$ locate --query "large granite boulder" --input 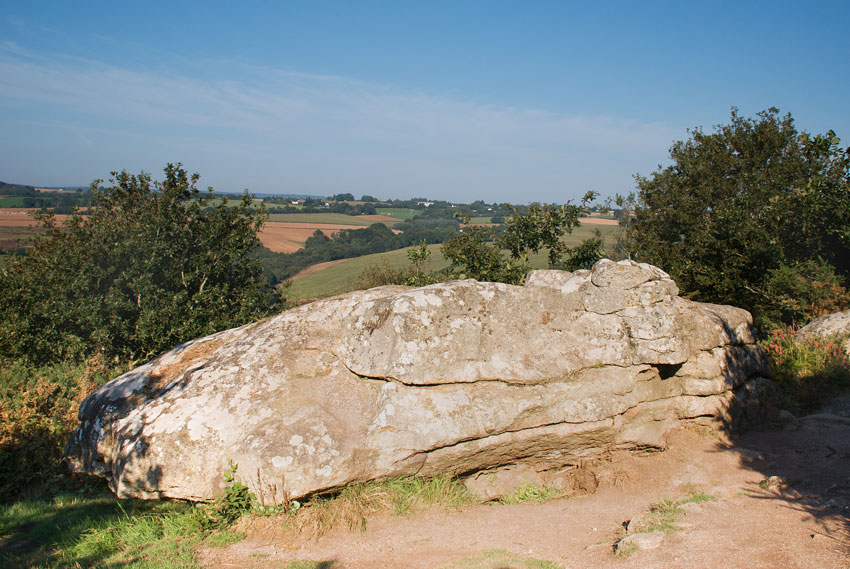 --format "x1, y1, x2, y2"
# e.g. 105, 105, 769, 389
66, 260, 771, 504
